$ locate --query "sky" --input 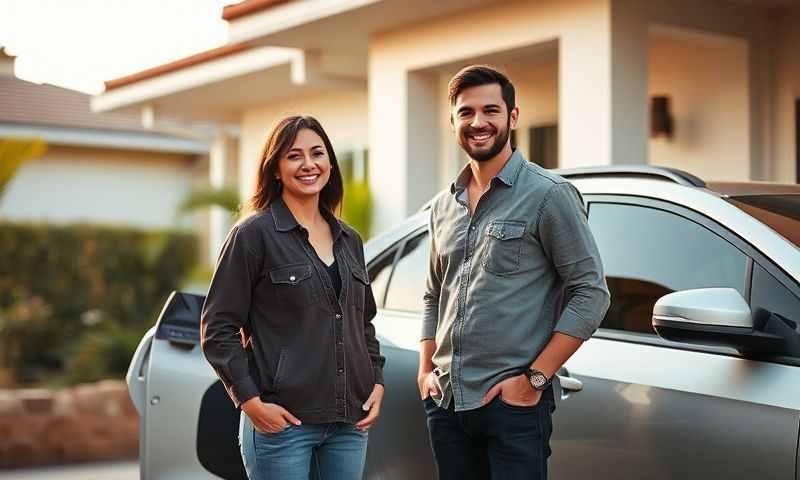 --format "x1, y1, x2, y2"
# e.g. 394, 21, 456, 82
0, 0, 234, 94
